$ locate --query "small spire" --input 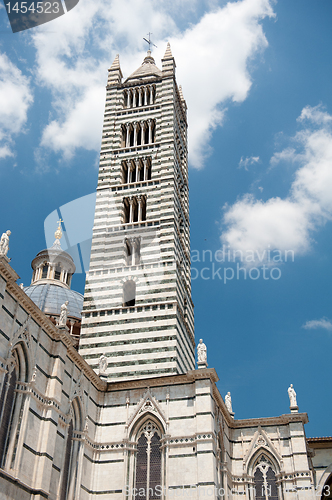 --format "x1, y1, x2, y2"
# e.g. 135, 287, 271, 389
52, 220, 63, 249
55, 219, 63, 240
163, 42, 173, 59
109, 54, 120, 71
